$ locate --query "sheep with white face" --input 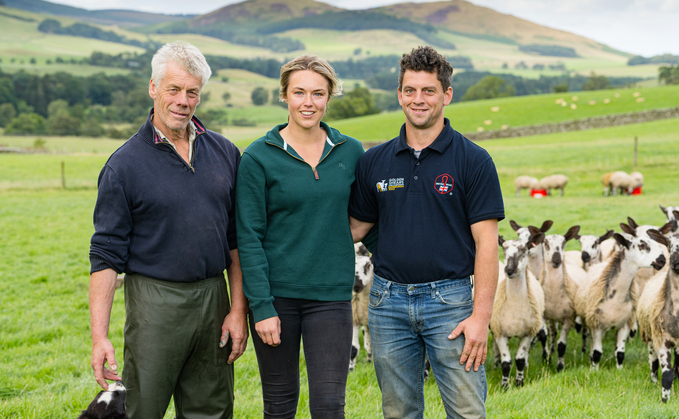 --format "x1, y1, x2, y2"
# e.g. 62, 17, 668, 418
540, 225, 588, 372
582, 230, 666, 370
492, 231, 546, 387
510, 220, 553, 280
639, 223, 679, 402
